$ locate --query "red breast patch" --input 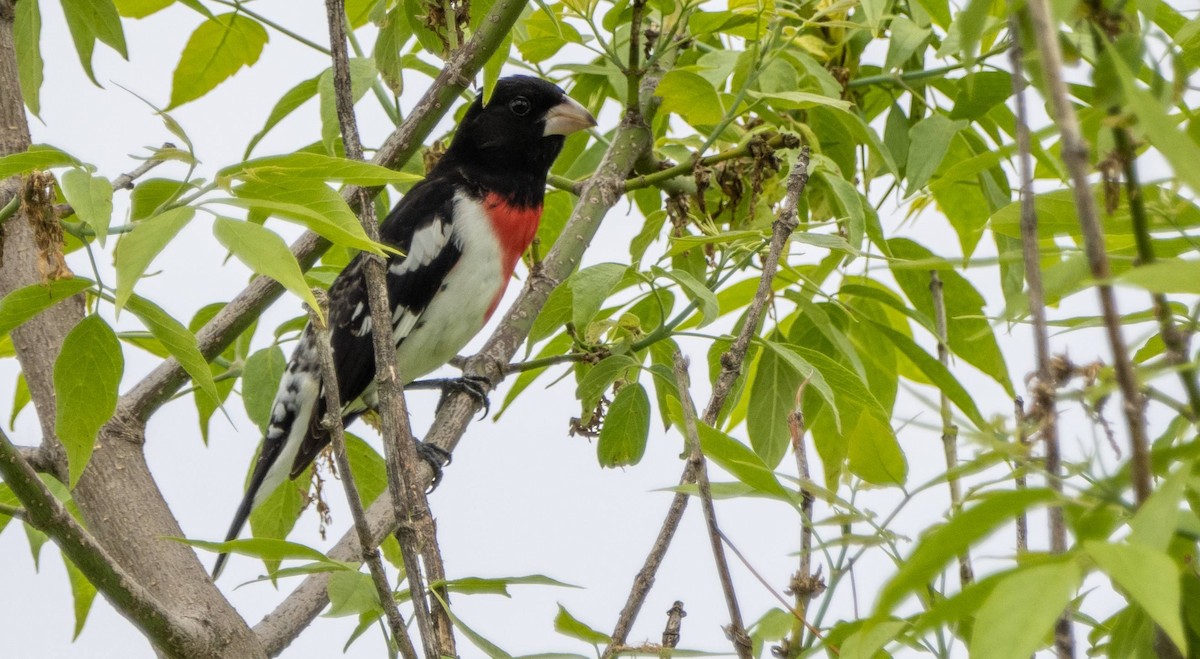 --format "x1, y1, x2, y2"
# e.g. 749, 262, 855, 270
483, 192, 542, 319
